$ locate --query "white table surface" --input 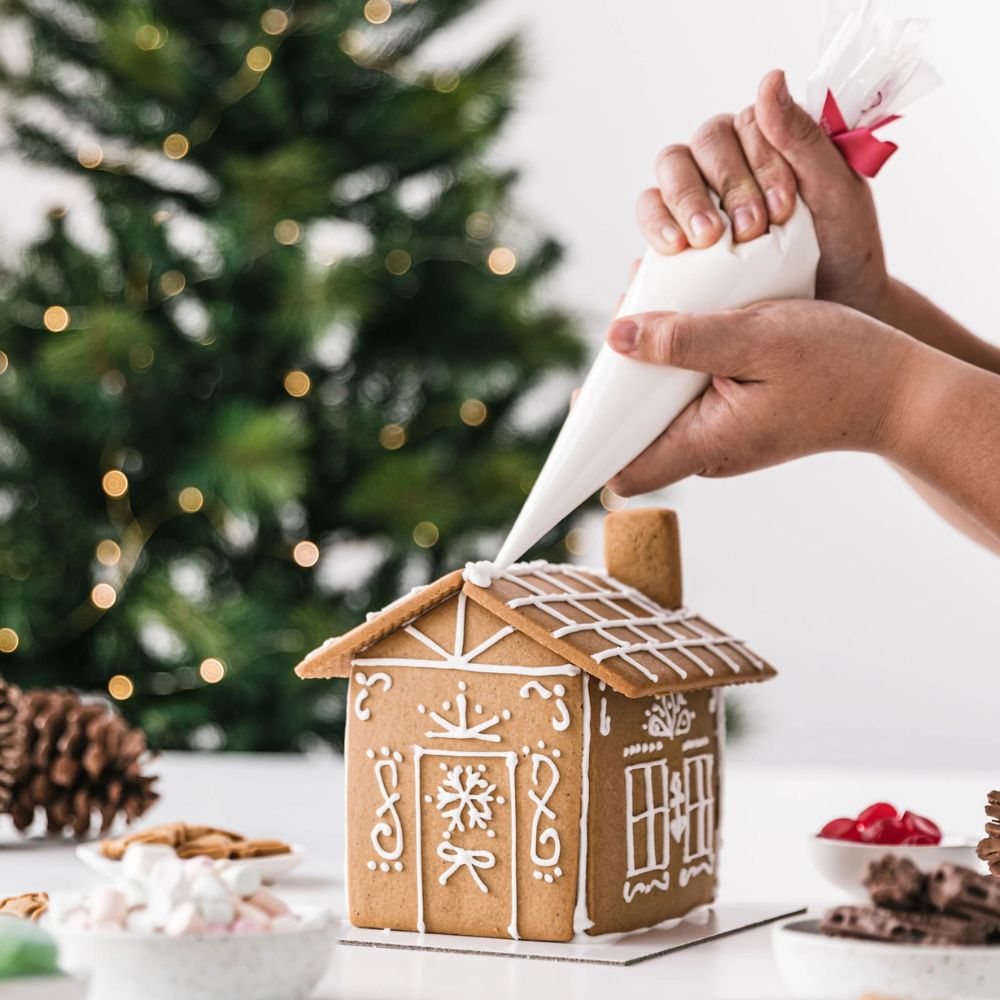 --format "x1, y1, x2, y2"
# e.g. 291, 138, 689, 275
0, 751, 992, 1000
